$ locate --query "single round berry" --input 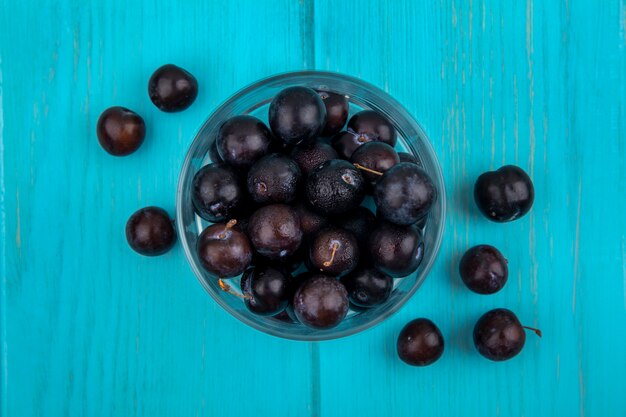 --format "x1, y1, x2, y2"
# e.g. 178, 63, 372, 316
398, 152, 420, 165
374, 163, 436, 225
397, 318, 445, 366
125, 207, 176, 256
459, 245, 508, 294
269, 86, 327, 146
148, 64, 198, 112
351, 141, 400, 183
474, 165, 535, 222
248, 204, 303, 260
216, 115, 274, 169
473, 308, 541, 361
240, 265, 291, 316
333, 206, 376, 244
293, 200, 328, 236
290, 139, 339, 175
247, 153, 301, 204
347, 110, 397, 146
196, 220, 252, 278
331, 130, 374, 159
96, 106, 145, 156
318, 91, 349, 136
309, 227, 359, 276
293, 274, 349, 329
306, 159, 366, 215
192, 163, 244, 222
341, 268, 393, 308
367, 221, 424, 277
